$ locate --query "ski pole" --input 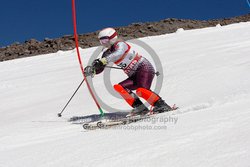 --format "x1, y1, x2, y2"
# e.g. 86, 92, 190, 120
58, 79, 85, 117
105, 66, 160, 76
